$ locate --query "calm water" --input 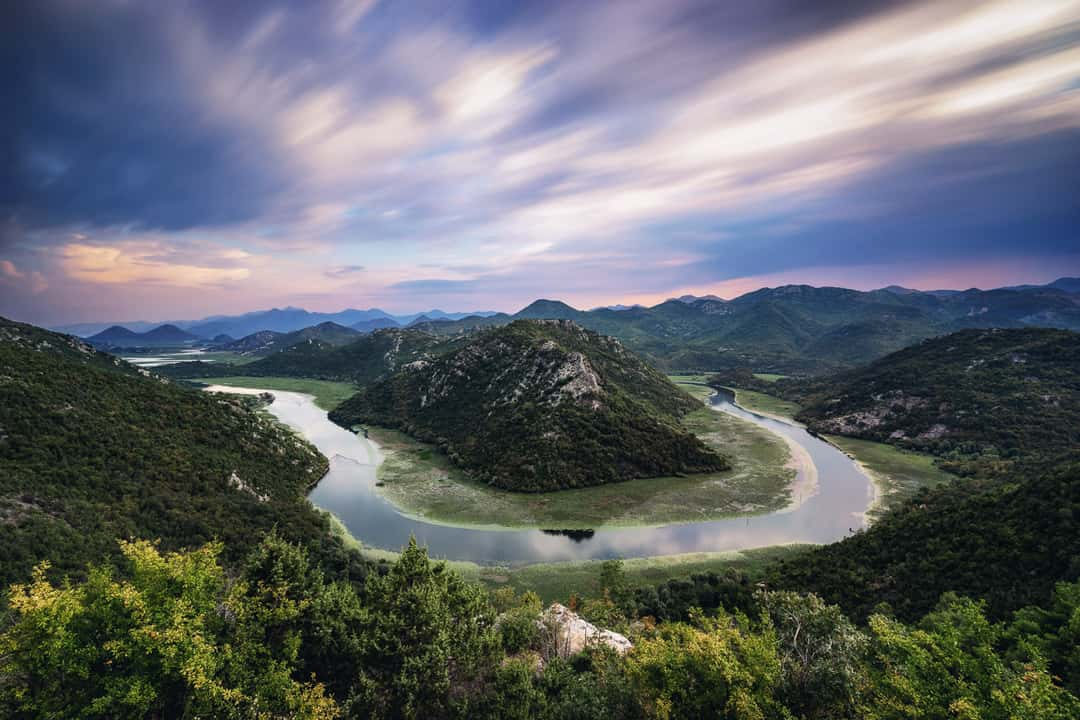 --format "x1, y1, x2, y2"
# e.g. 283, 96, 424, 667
206, 386, 873, 564
124, 349, 210, 367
